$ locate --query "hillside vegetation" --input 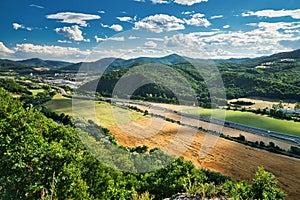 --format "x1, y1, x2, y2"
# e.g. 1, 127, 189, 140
79, 49, 300, 107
